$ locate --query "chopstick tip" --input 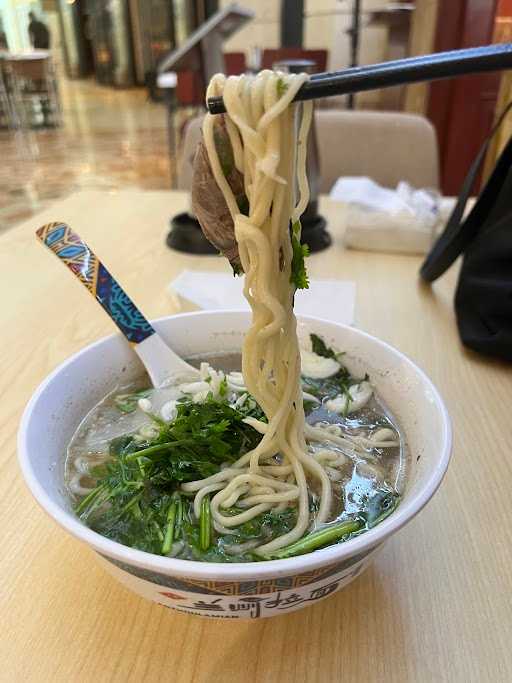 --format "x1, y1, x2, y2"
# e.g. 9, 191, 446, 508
207, 96, 226, 115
